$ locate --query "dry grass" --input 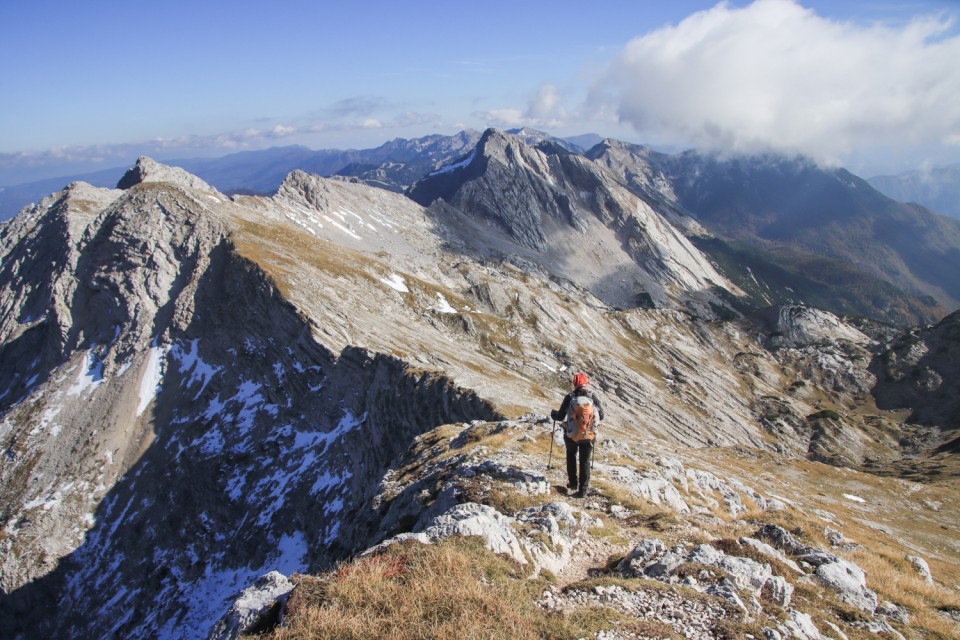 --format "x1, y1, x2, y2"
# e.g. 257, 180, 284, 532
847, 548, 960, 638
265, 537, 640, 640
231, 218, 383, 298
